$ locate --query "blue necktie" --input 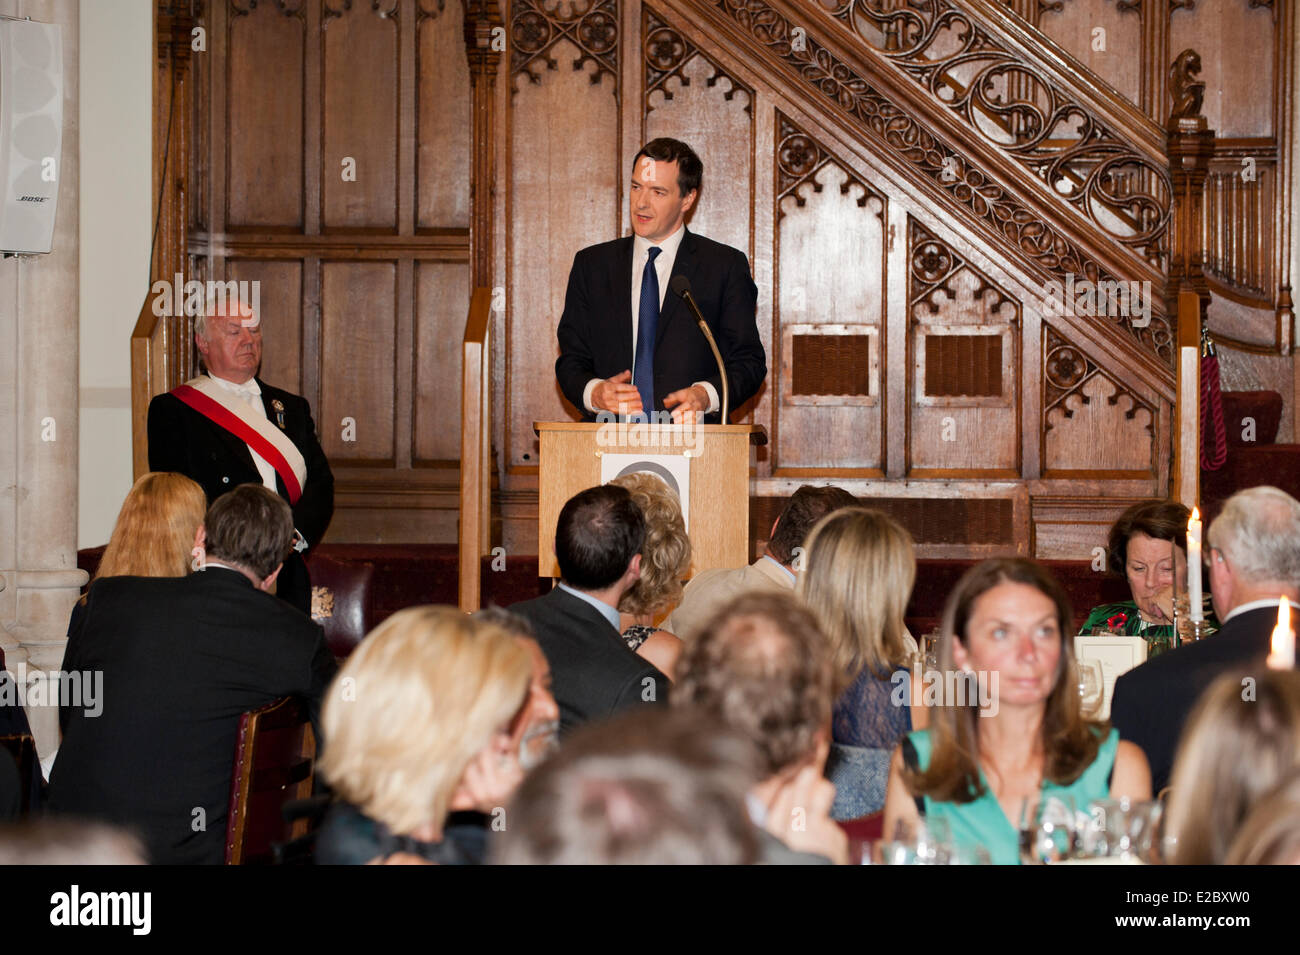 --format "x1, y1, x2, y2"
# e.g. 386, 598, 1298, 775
633, 246, 662, 420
